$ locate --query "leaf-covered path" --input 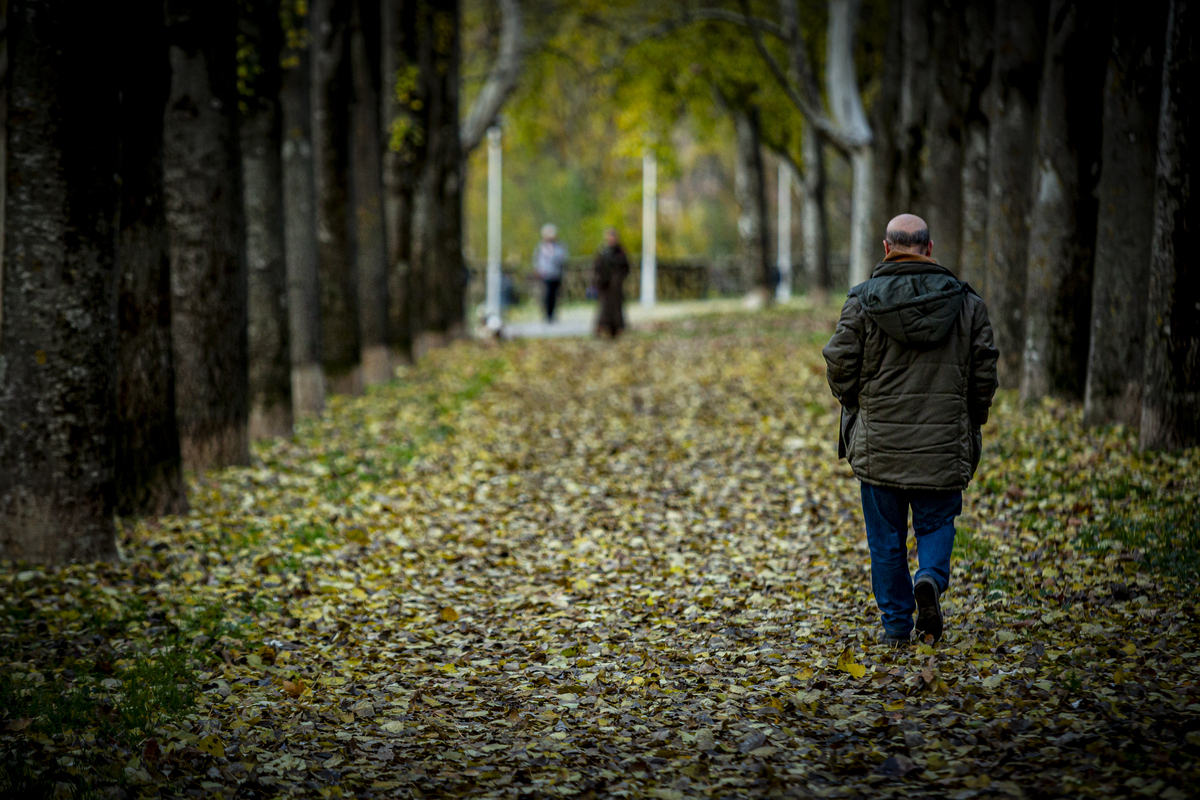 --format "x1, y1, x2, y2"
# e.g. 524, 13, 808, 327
4, 309, 1200, 799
